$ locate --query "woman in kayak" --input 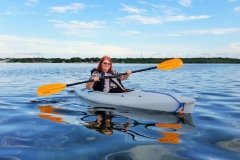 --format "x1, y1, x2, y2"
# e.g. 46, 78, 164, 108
86, 56, 132, 93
